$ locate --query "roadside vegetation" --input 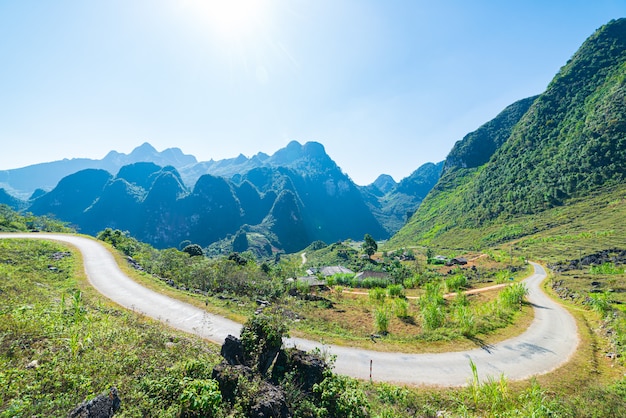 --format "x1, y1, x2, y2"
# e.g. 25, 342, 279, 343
97, 228, 531, 352
0, 203, 72, 233
1, 208, 625, 416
